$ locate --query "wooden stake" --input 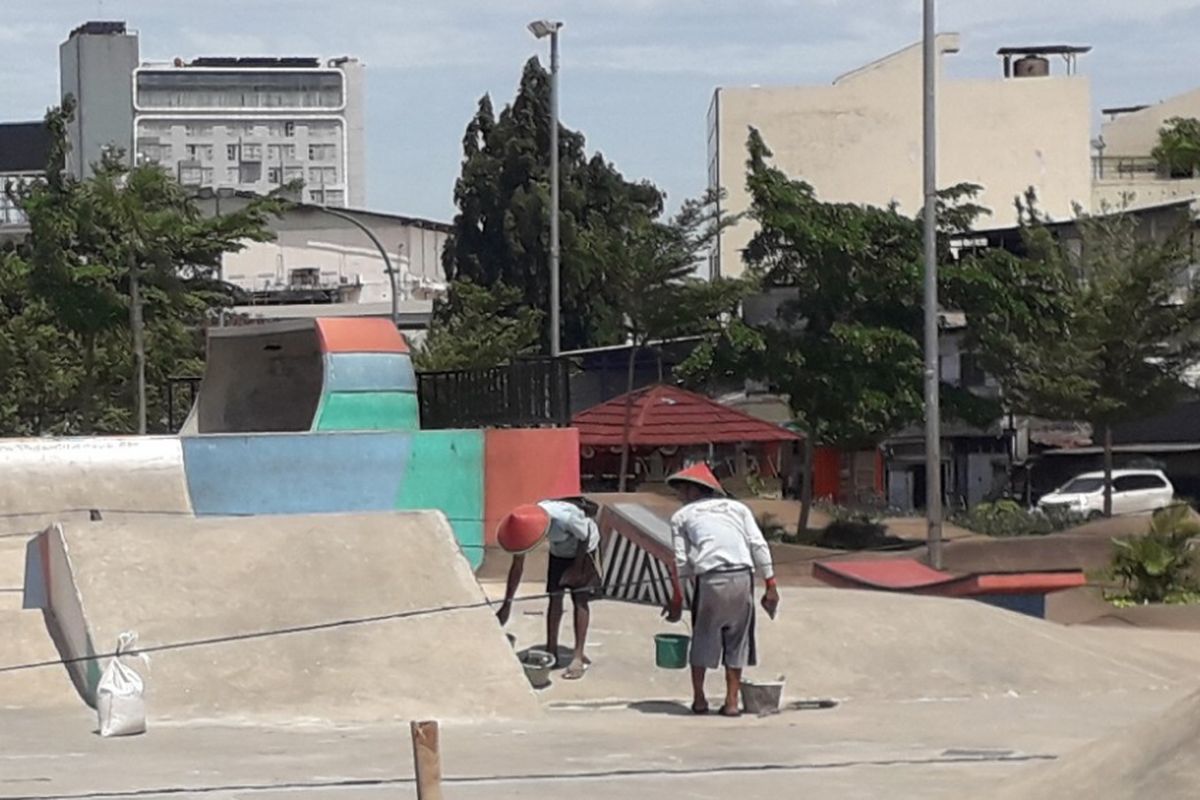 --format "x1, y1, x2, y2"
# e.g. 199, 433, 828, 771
410, 720, 443, 800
